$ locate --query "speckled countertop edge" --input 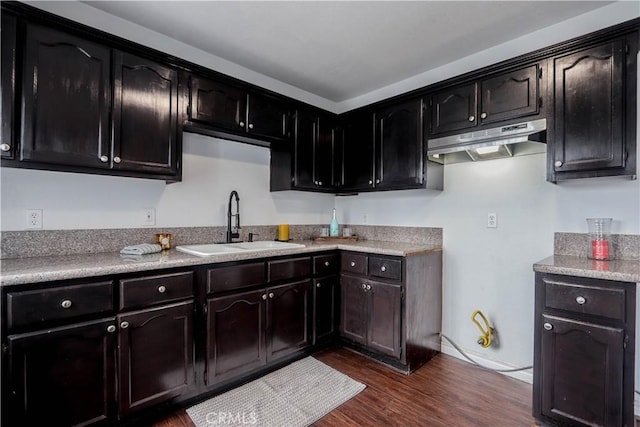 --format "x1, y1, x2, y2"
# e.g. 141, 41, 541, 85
0, 240, 442, 287
533, 255, 640, 283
